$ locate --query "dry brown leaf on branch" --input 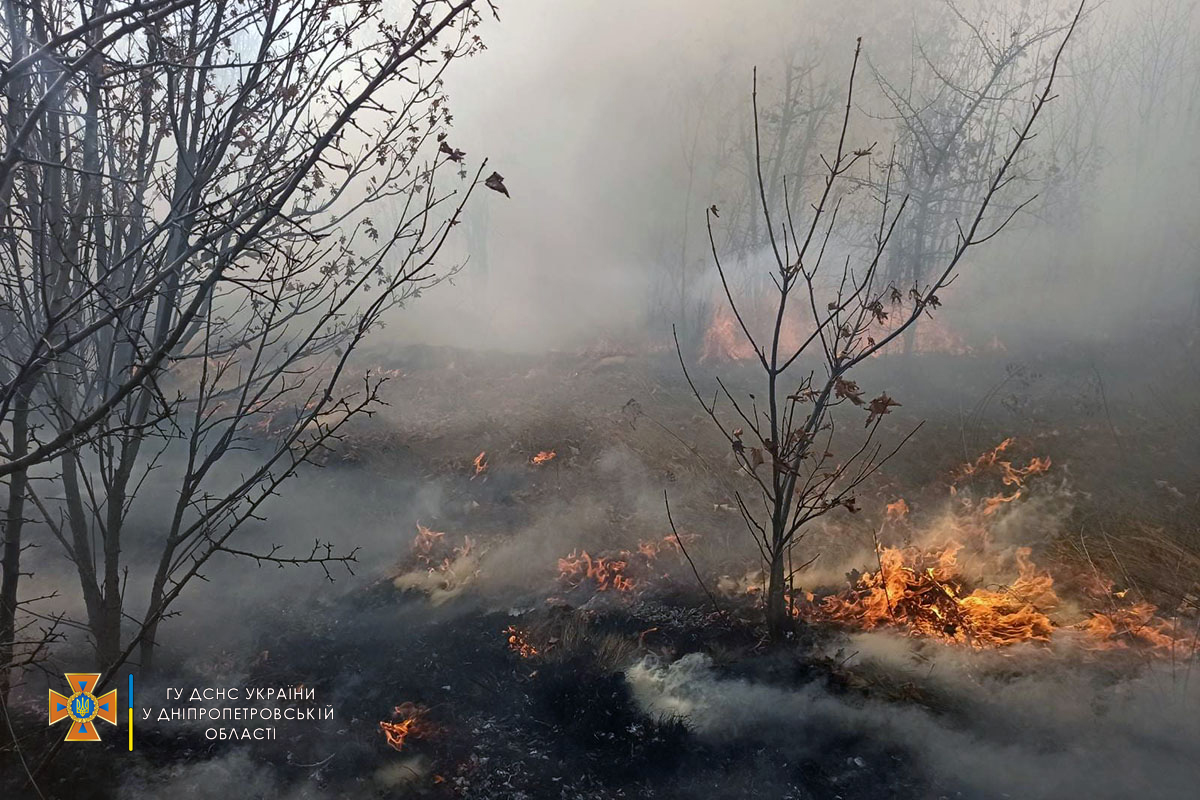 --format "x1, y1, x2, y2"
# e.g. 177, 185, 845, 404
835, 377, 865, 406
867, 300, 888, 324
438, 140, 465, 162
485, 171, 510, 197
866, 393, 901, 427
